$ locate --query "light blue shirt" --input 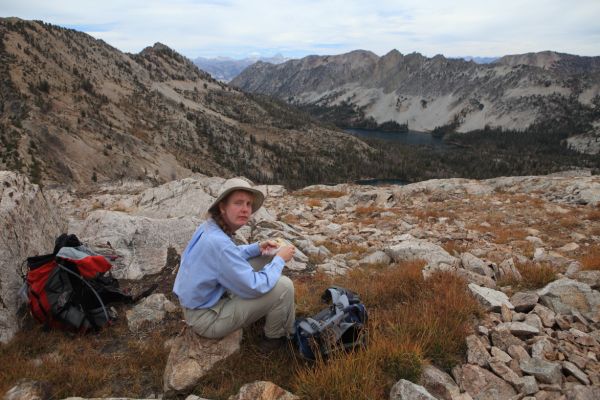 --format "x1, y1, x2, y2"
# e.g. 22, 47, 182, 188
173, 219, 285, 309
